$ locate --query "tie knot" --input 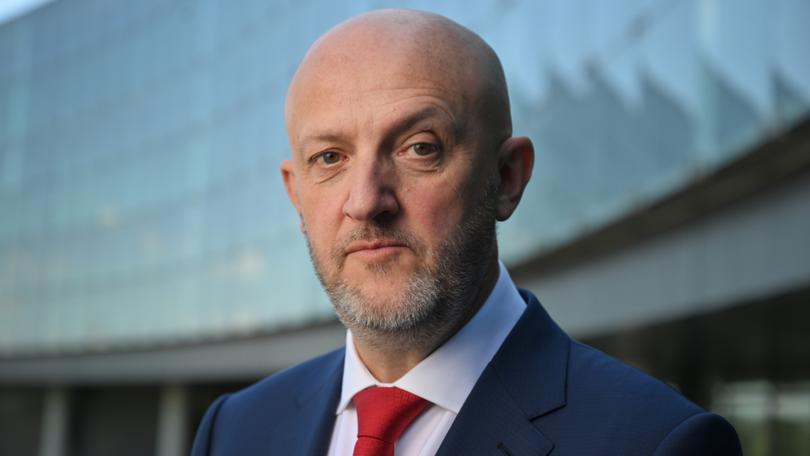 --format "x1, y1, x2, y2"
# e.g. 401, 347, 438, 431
353, 386, 429, 449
